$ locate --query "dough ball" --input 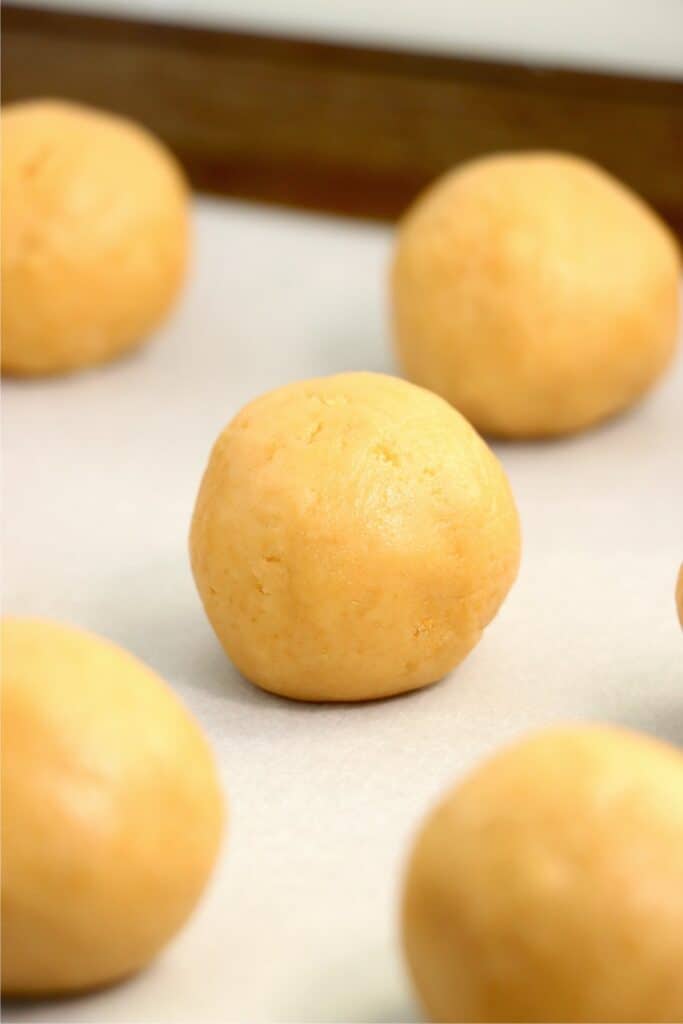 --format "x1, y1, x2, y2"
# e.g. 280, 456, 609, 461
1, 618, 224, 996
402, 725, 683, 1023
677, 564, 683, 627
392, 152, 680, 438
190, 372, 520, 702
1, 100, 189, 375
